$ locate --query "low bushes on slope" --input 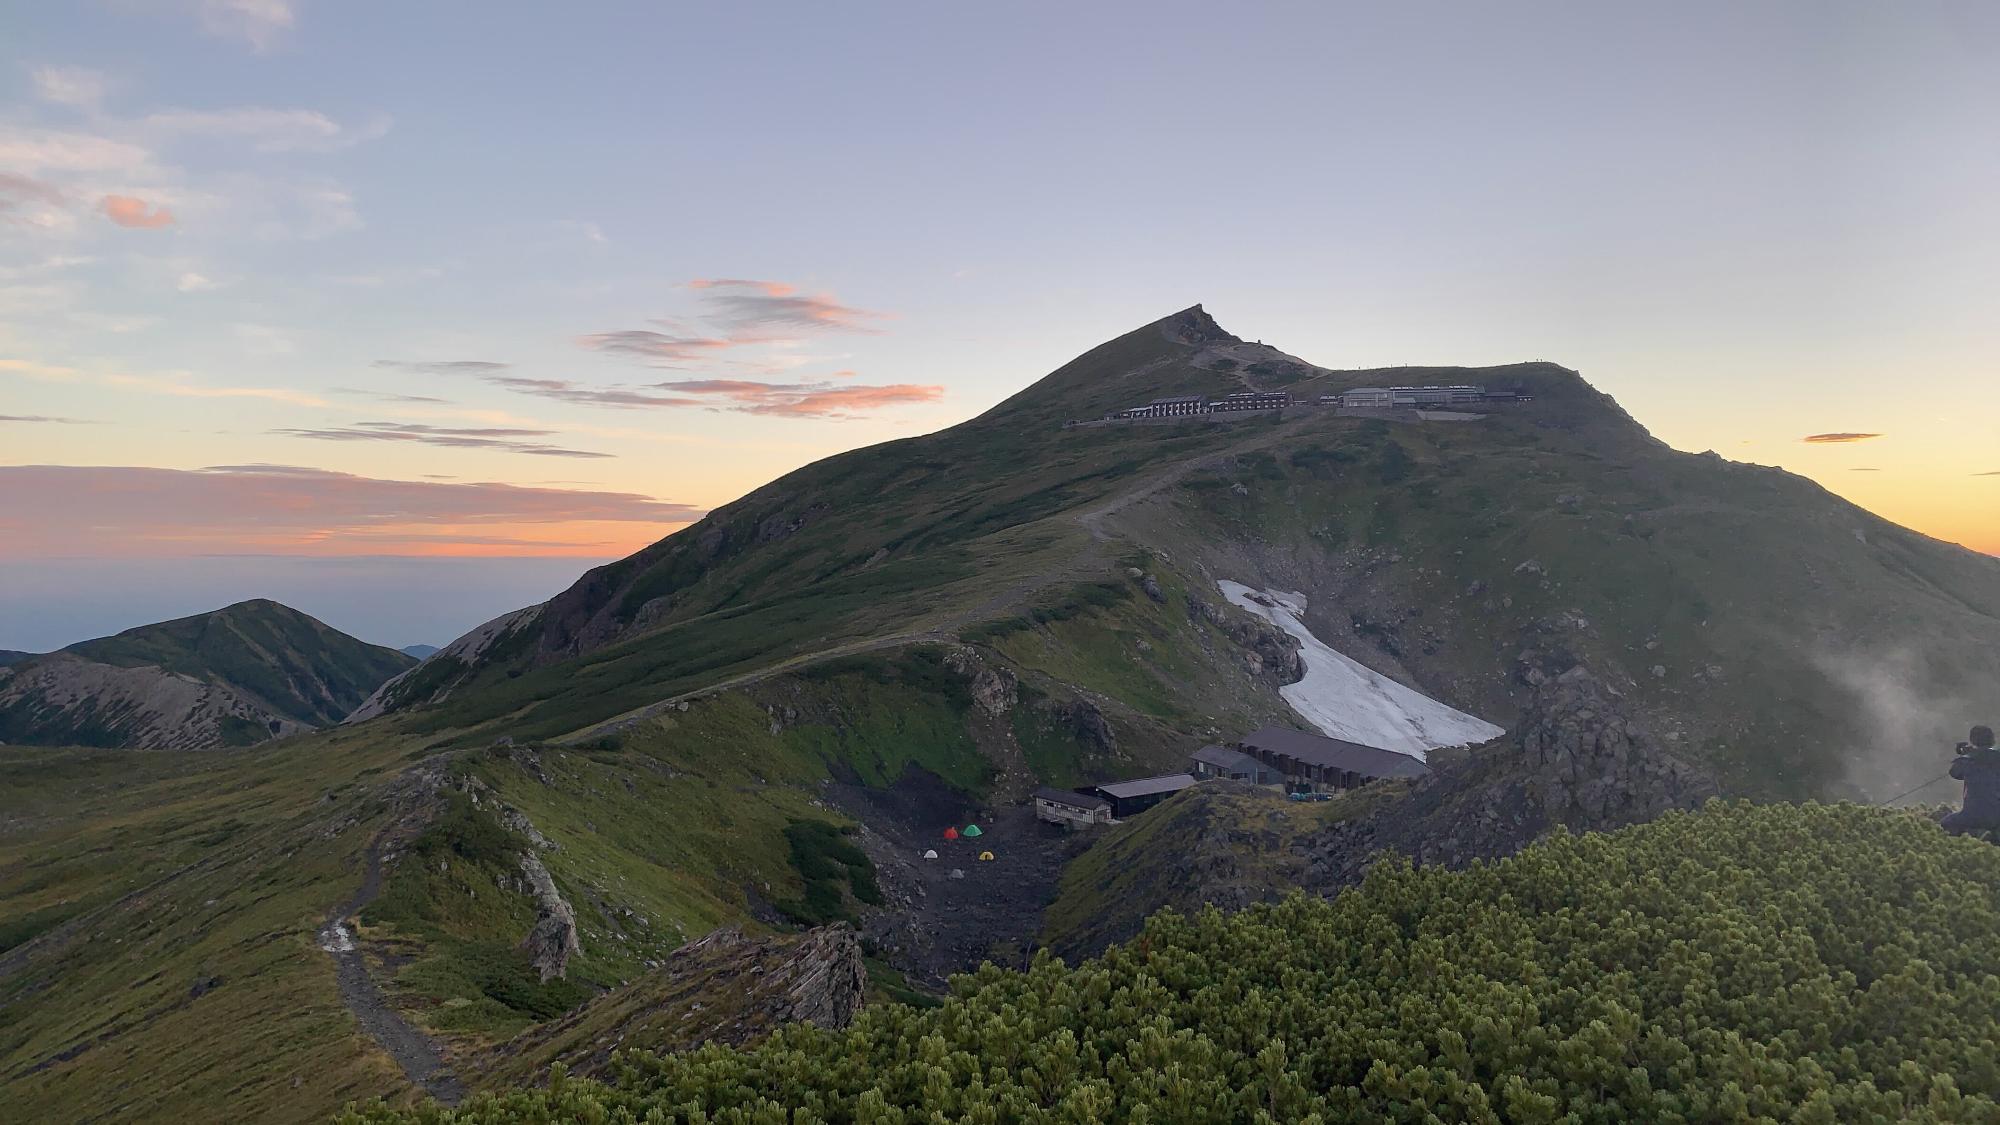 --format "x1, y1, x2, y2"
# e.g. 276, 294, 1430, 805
340, 801, 2000, 1124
